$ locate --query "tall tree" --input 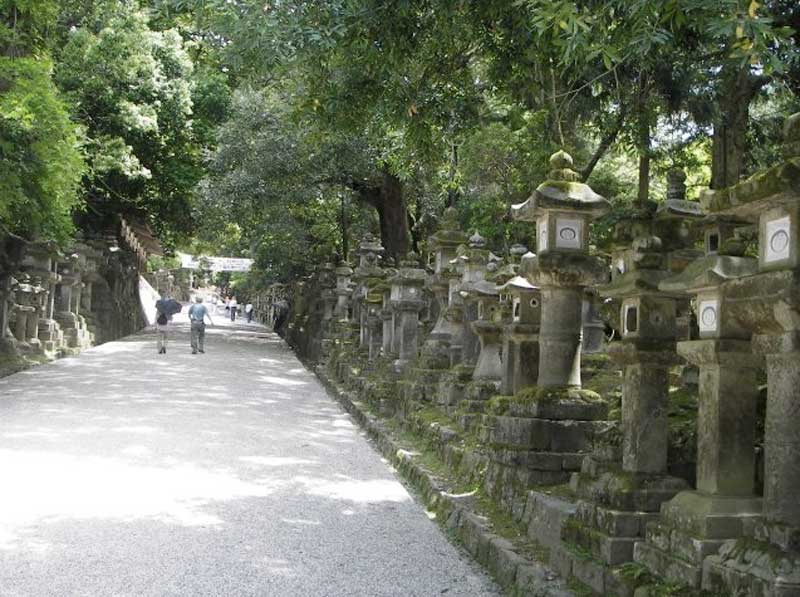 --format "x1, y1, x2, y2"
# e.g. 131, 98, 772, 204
0, 0, 84, 242
54, 0, 201, 245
